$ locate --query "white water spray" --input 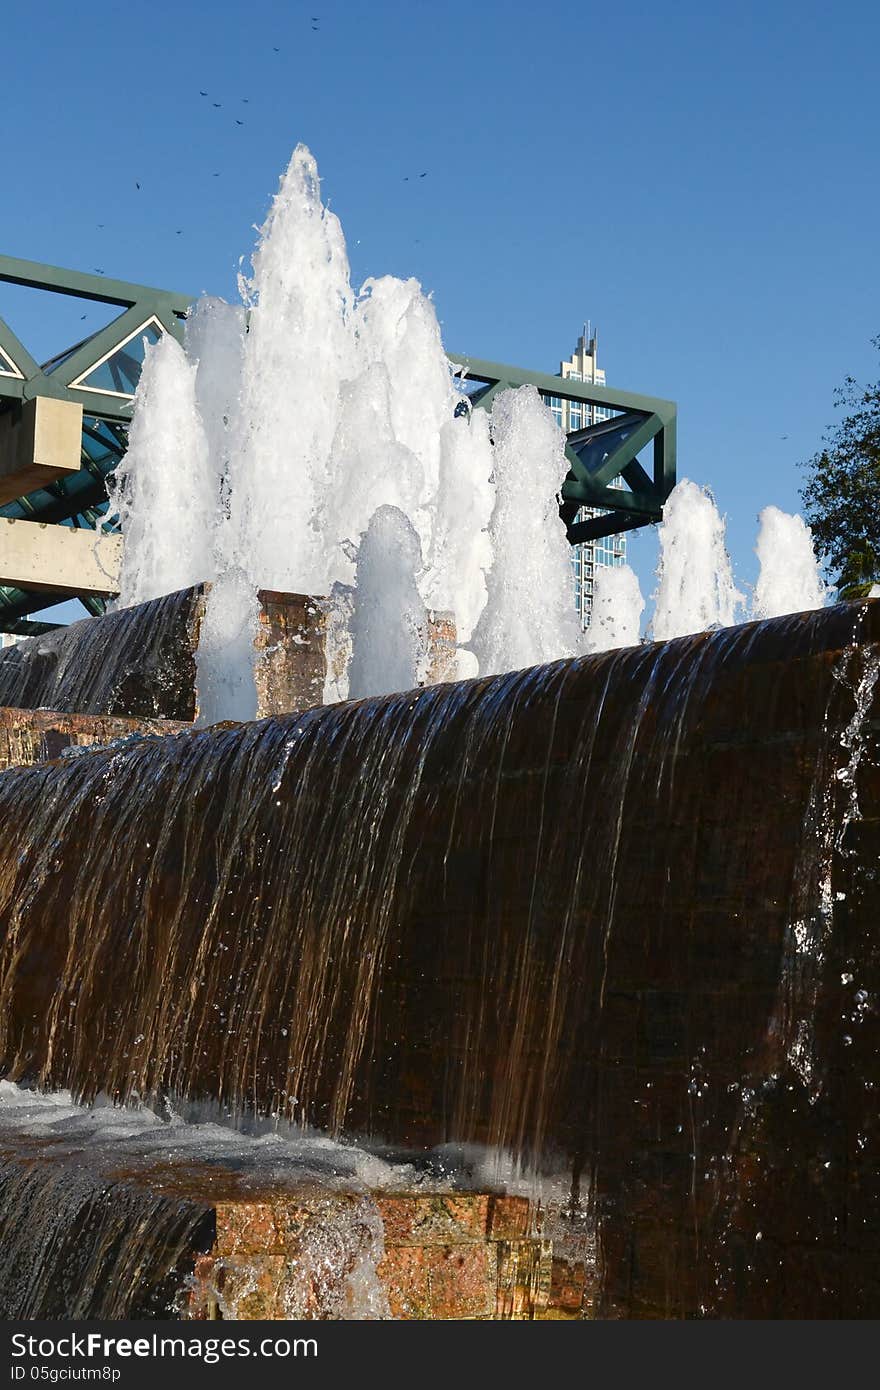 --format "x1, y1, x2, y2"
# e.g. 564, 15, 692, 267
111, 335, 216, 607
194, 568, 260, 725
348, 506, 426, 700
115, 147, 588, 709
584, 565, 645, 652
752, 505, 826, 619
469, 387, 583, 675
652, 479, 744, 640
238, 146, 353, 597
